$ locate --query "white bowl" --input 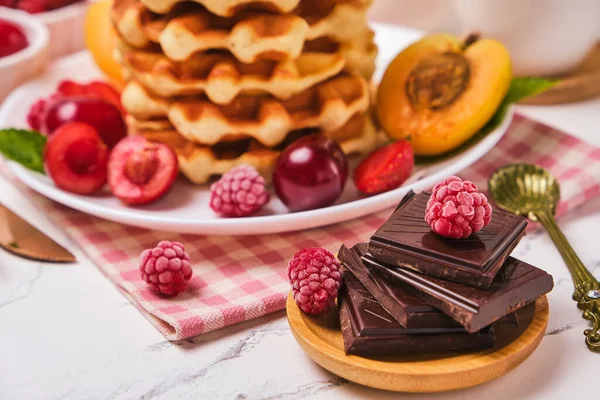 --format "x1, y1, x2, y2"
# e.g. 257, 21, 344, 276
0, 7, 50, 101
36, 2, 88, 59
